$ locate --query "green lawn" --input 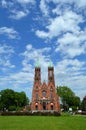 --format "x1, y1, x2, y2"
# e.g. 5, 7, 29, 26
0, 115, 86, 130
